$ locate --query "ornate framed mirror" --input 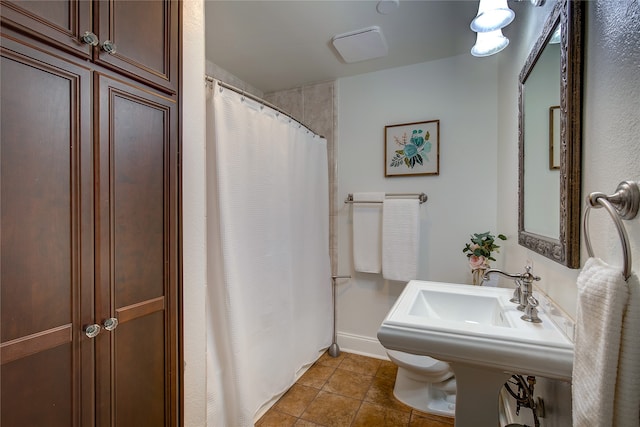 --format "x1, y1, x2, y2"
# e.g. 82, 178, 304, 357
518, 0, 584, 268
